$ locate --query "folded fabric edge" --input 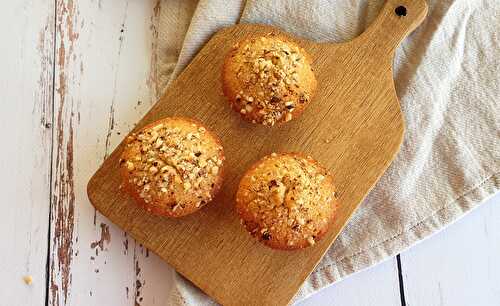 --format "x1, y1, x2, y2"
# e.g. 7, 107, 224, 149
168, 0, 246, 83
294, 171, 500, 303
